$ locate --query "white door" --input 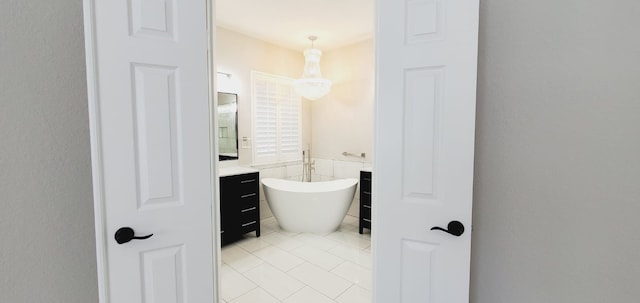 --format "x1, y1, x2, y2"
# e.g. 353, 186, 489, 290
83, 0, 216, 302
373, 0, 479, 302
